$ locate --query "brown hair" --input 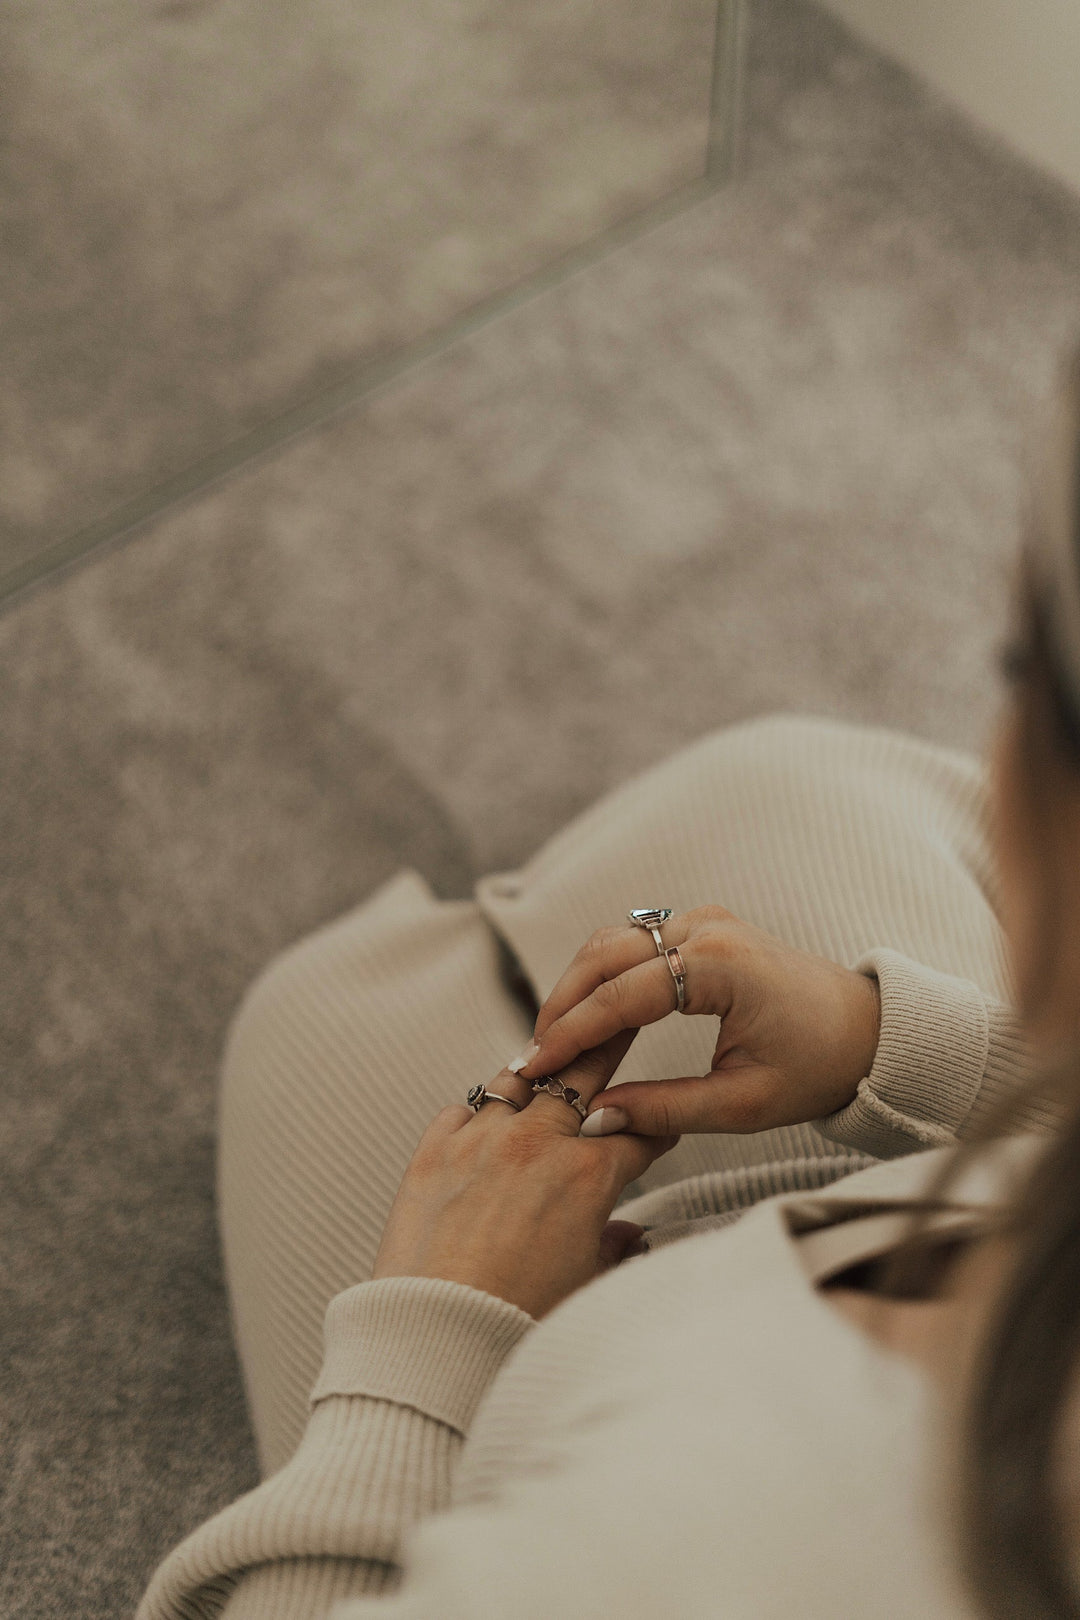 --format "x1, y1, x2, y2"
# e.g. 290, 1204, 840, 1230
958, 386, 1080, 1618
919, 370, 1080, 1620
870, 352, 1080, 1616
